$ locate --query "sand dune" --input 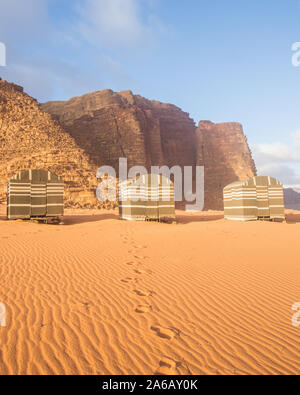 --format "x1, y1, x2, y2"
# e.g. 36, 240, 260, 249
0, 205, 300, 375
